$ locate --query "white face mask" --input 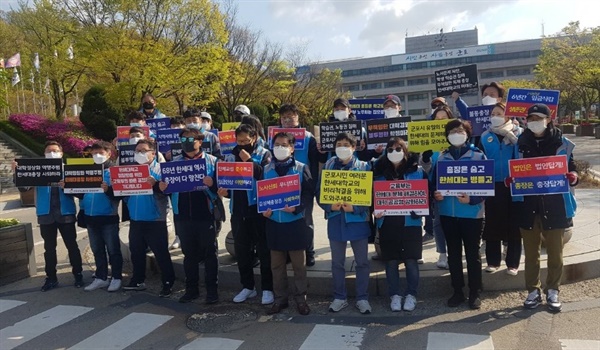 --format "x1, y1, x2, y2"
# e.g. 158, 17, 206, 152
129, 137, 142, 145
333, 110, 348, 121
134, 152, 150, 165
93, 154, 108, 165
201, 122, 210, 131
384, 108, 398, 119
45, 151, 62, 159
448, 133, 468, 147
186, 123, 200, 130
335, 146, 353, 161
527, 120, 547, 134
490, 116, 506, 127
273, 146, 291, 161
482, 96, 498, 106
387, 150, 404, 164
